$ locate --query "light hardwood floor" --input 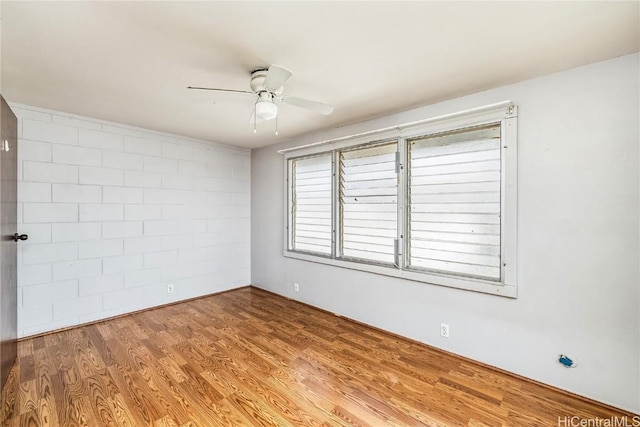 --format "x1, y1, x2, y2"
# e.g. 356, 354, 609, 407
0, 287, 633, 426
